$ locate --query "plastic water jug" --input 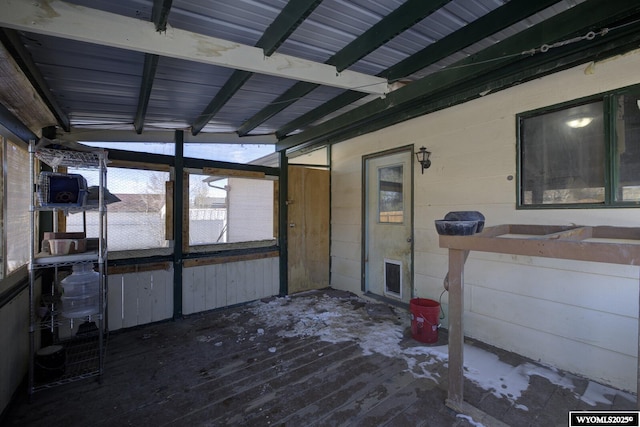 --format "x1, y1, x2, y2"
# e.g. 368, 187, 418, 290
60, 263, 100, 318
